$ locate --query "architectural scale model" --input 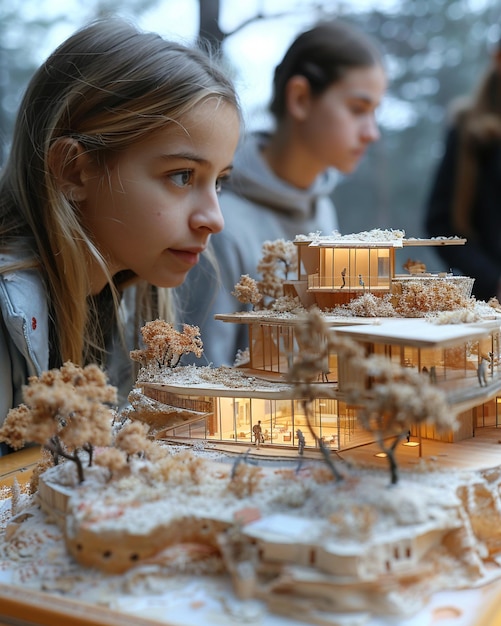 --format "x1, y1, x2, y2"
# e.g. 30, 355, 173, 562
2, 229, 501, 626
132, 230, 501, 454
